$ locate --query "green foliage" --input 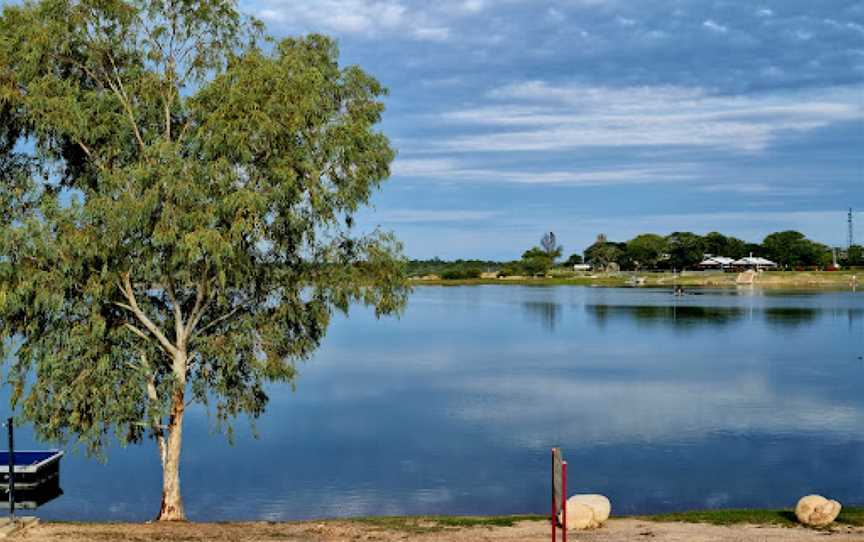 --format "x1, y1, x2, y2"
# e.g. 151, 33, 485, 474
845, 245, 863, 266
664, 232, 705, 270
584, 241, 624, 270
440, 268, 482, 280
762, 230, 828, 268
406, 259, 499, 277
625, 234, 667, 270
702, 232, 747, 259
0, 0, 408, 464
521, 246, 552, 276
540, 231, 562, 261
498, 262, 524, 277
563, 253, 583, 266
